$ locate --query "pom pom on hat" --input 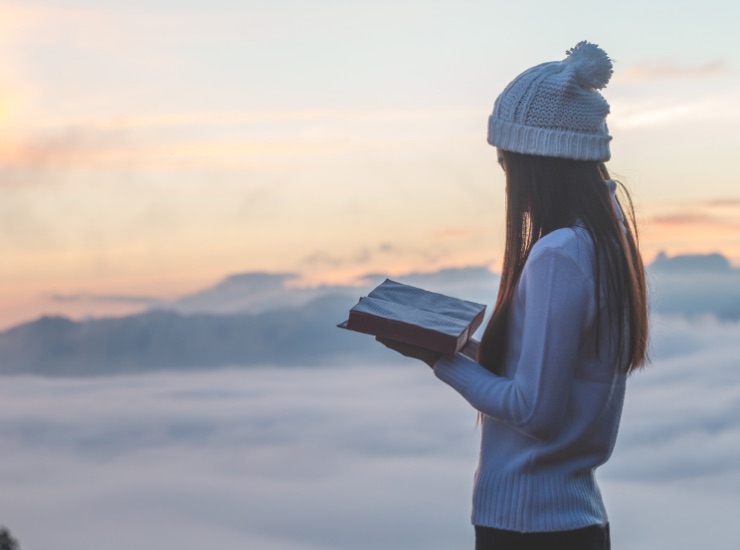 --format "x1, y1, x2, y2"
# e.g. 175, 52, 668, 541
563, 41, 613, 90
